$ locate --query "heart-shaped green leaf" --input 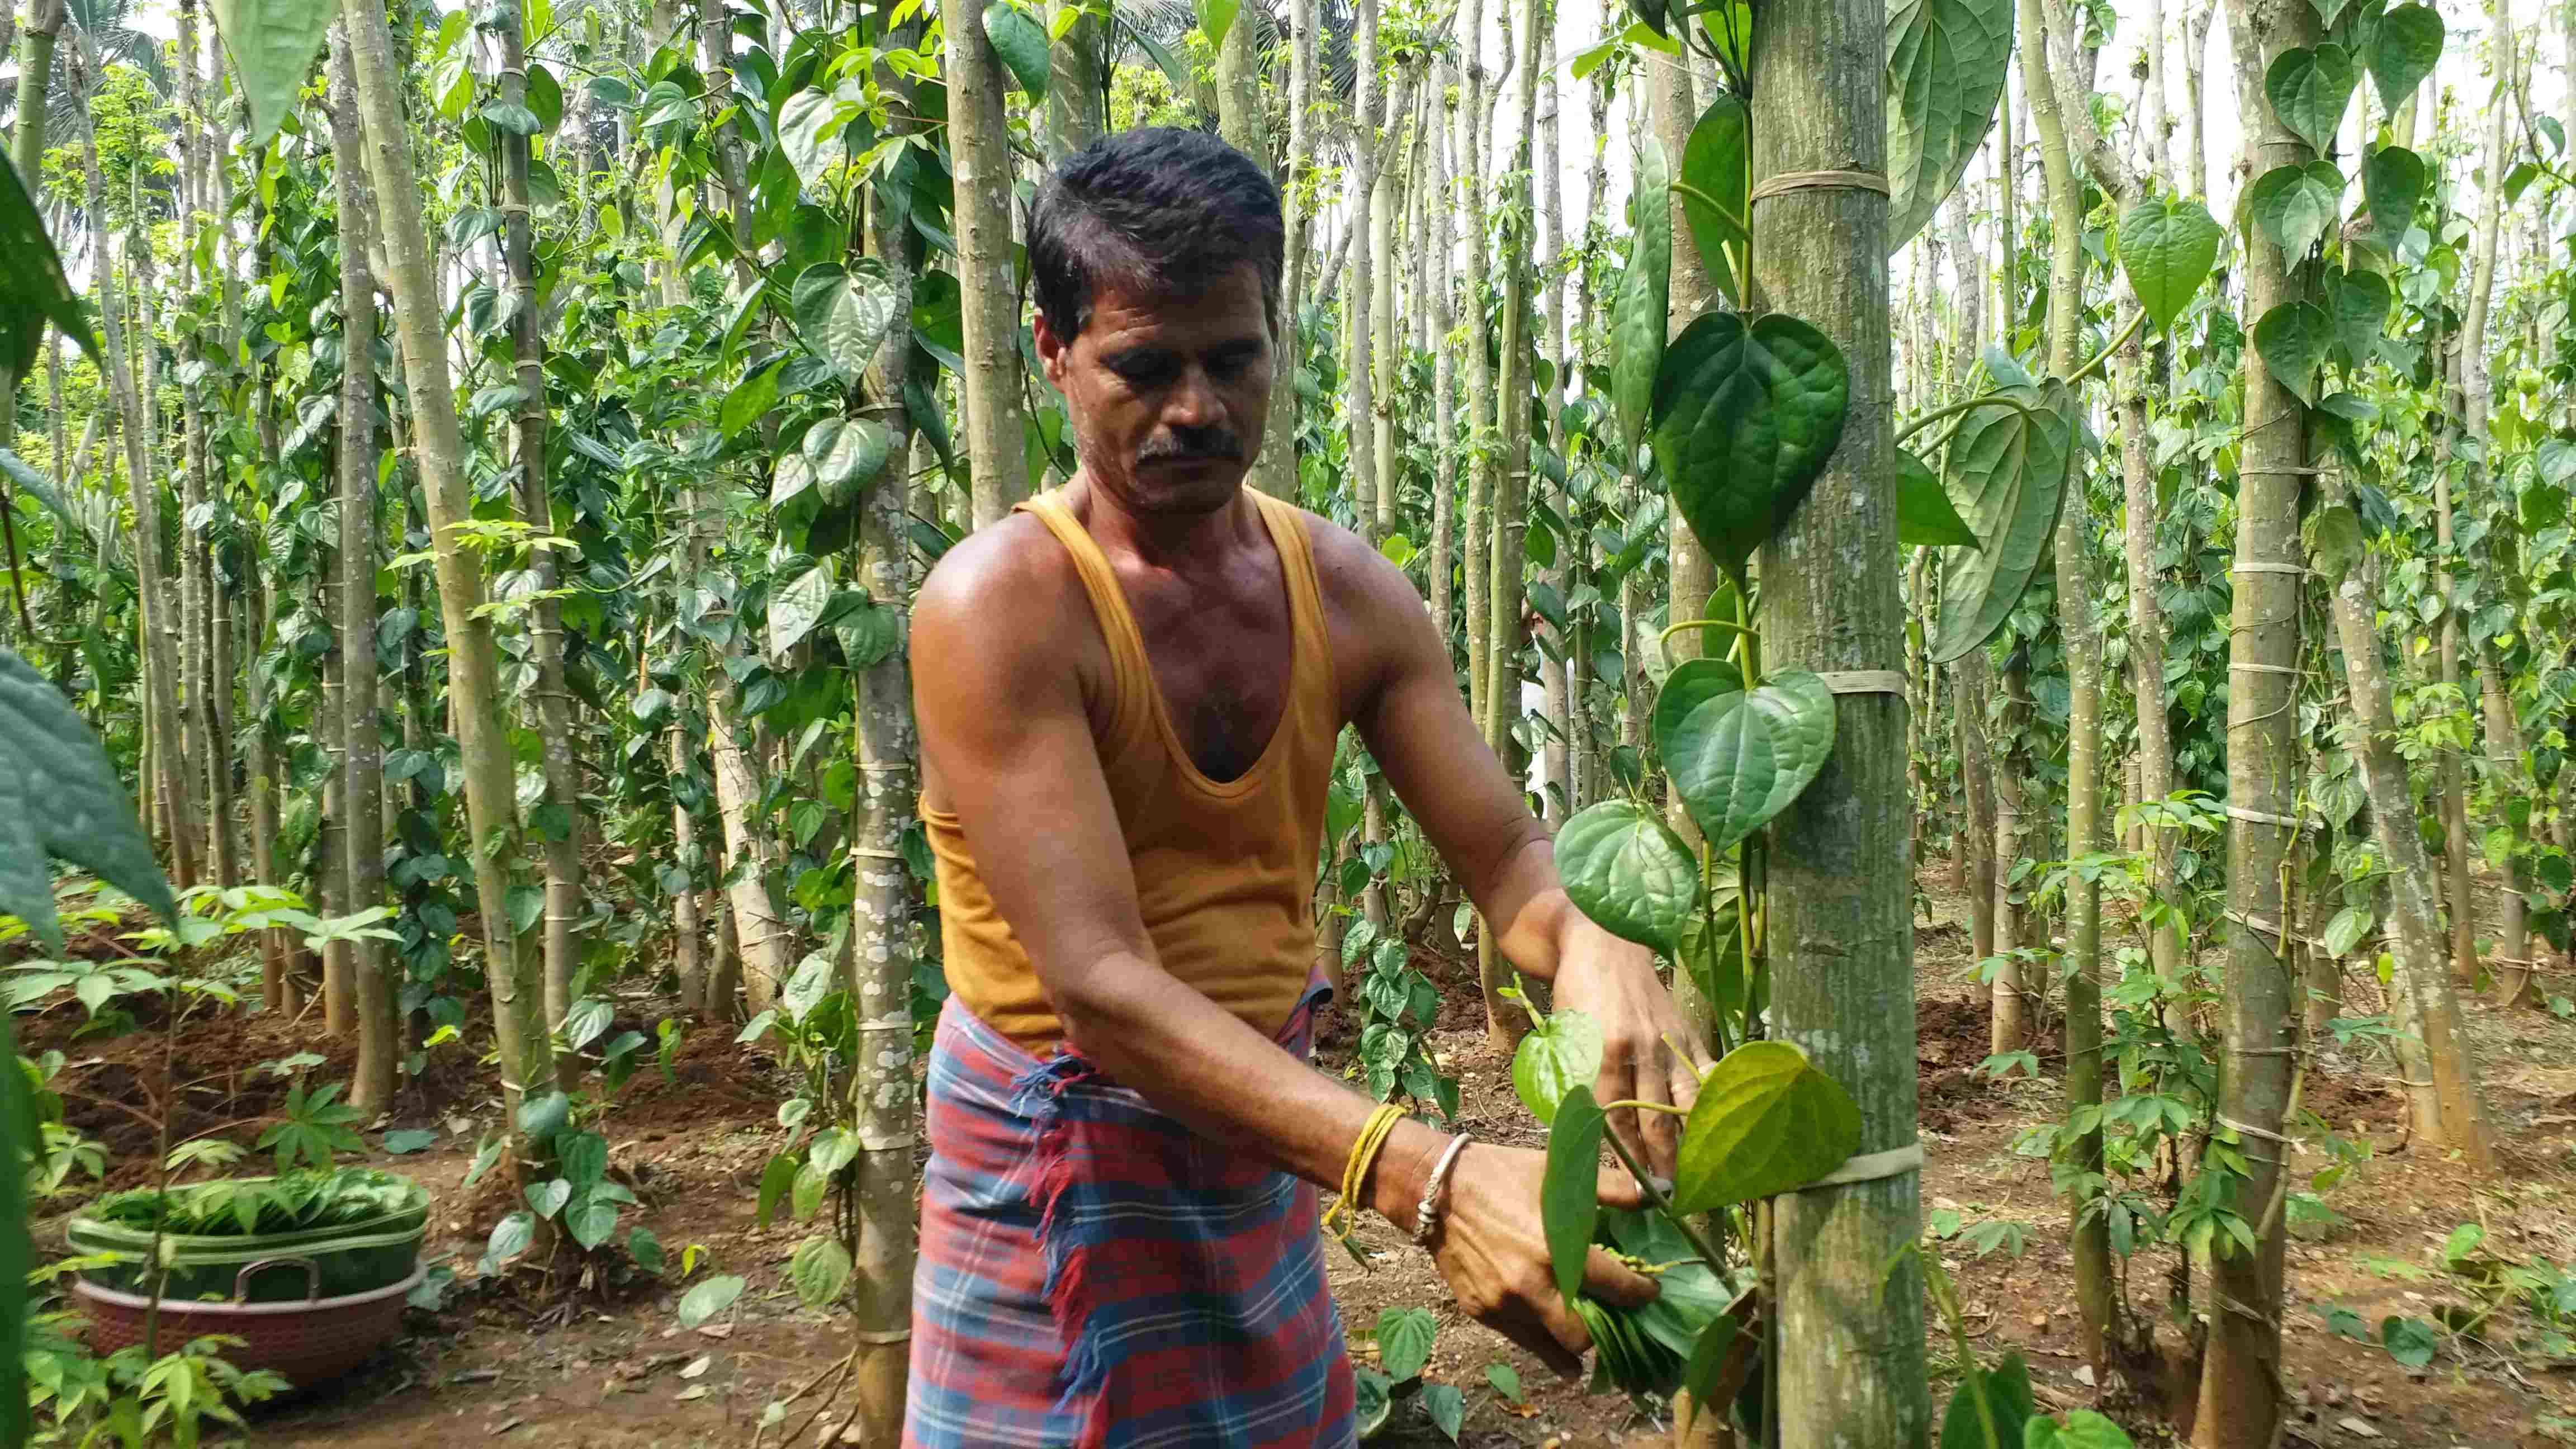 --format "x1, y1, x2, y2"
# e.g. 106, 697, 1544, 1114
2253, 299, 2331, 408
207, 0, 336, 148
983, 3, 1052, 100
1679, 97, 1748, 305
1612, 138, 1673, 458
2367, 4, 2444, 113
2360, 145, 2427, 252
1938, 1351, 2034, 1448
1376, 1306, 1438, 1381
793, 261, 905, 380
778, 89, 857, 188
2328, 268, 2391, 370
2246, 161, 2345, 261
1651, 312, 1852, 584
0, 652, 177, 955
789, 1235, 854, 1308
1671, 1040, 1862, 1213
1542, 1086, 1606, 1304
1652, 656, 1745, 754
1555, 800, 1703, 953
804, 416, 894, 503
1898, 447, 1979, 549
769, 566, 833, 659
1660, 667, 1838, 854
1512, 1007, 1603, 1128
1883, 0, 2015, 253
1197, 0, 1241, 47
2115, 195, 2222, 334
1930, 383, 2076, 663
2264, 44, 2359, 153
676, 1274, 746, 1328
526, 1178, 572, 1220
